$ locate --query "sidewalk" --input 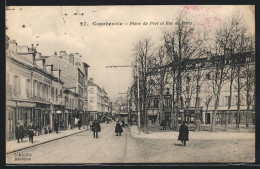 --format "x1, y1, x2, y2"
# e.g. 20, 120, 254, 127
6, 128, 87, 154
129, 125, 255, 140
